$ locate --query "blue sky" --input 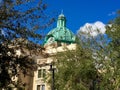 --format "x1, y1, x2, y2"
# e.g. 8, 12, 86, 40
46, 0, 120, 34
